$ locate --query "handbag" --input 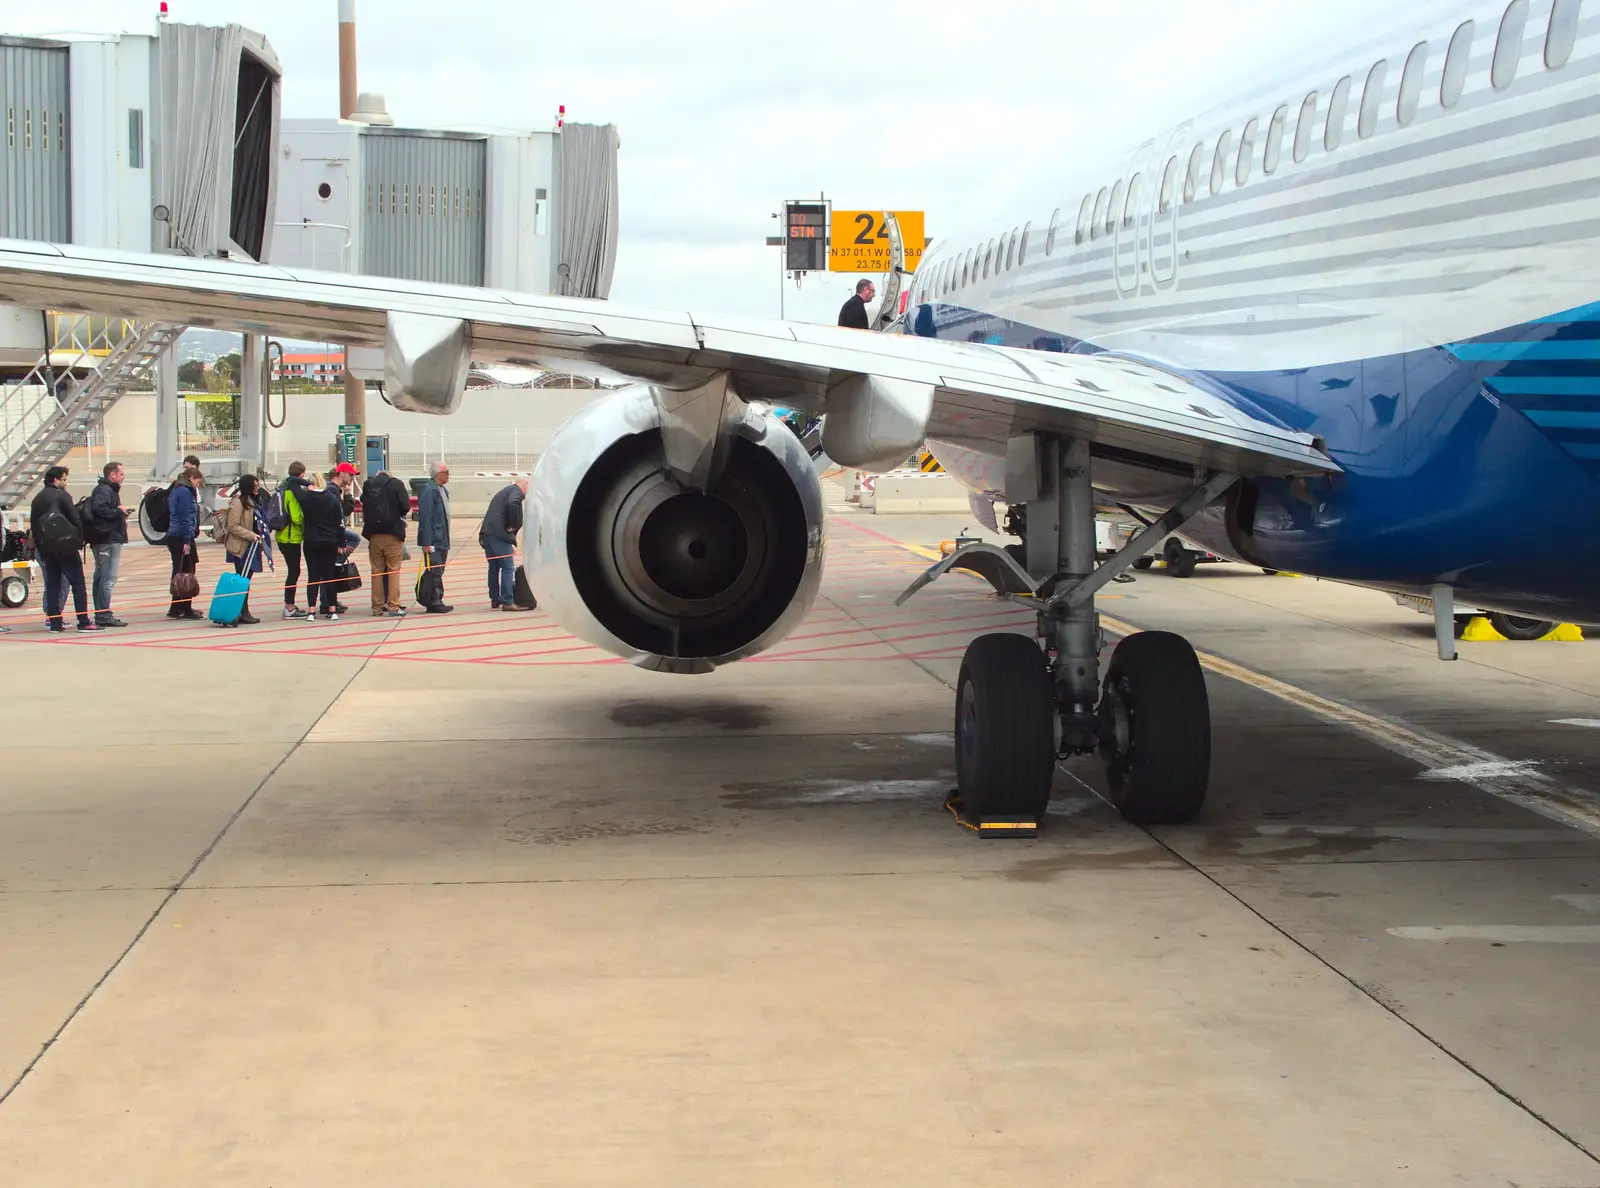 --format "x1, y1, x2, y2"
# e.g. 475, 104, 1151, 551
333, 559, 362, 593
171, 568, 200, 601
